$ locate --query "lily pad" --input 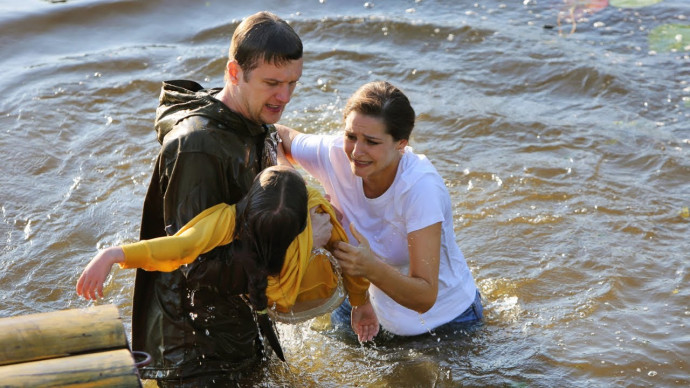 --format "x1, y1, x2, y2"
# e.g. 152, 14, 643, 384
648, 24, 690, 52
609, 0, 662, 7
